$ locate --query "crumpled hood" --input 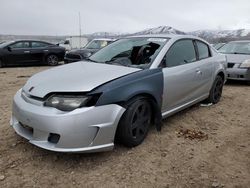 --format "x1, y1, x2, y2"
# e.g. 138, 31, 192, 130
225, 54, 250, 64
23, 61, 140, 98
